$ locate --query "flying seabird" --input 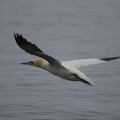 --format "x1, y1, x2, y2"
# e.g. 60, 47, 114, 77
14, 33, 120, 86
